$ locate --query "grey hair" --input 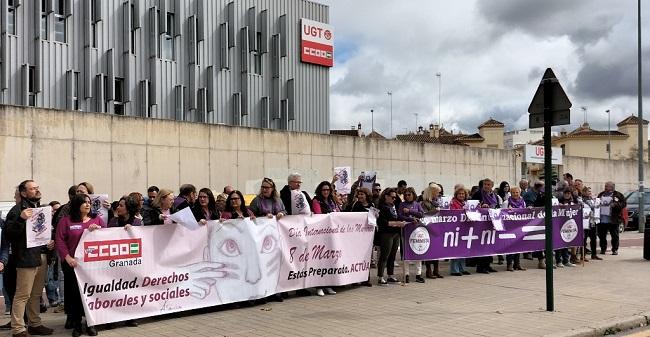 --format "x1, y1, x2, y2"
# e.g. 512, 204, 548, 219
605, 181, 615, 189
287, 172, 302, 182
